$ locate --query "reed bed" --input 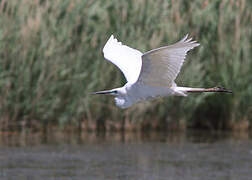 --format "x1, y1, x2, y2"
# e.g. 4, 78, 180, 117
0, 0, 251, 131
